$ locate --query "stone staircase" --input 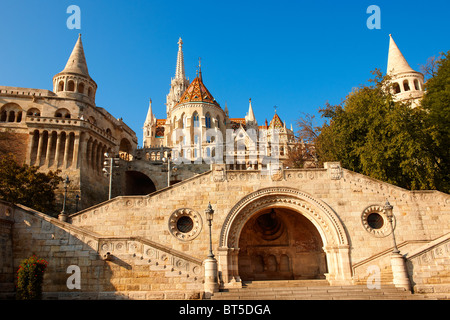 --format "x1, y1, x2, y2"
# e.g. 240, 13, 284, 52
210, 280, 437, 300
